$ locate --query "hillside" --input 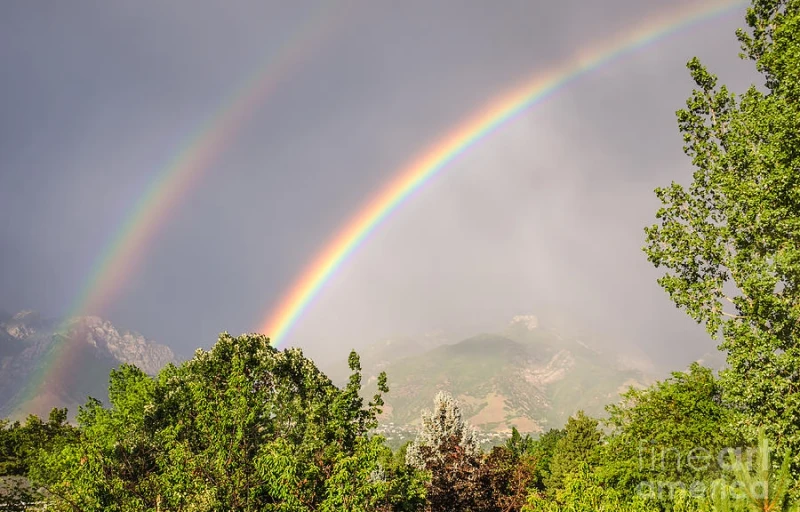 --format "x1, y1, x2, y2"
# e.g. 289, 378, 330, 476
360, 315, 653, 433
0, 310, 654, 432
0, 311, 176, 420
